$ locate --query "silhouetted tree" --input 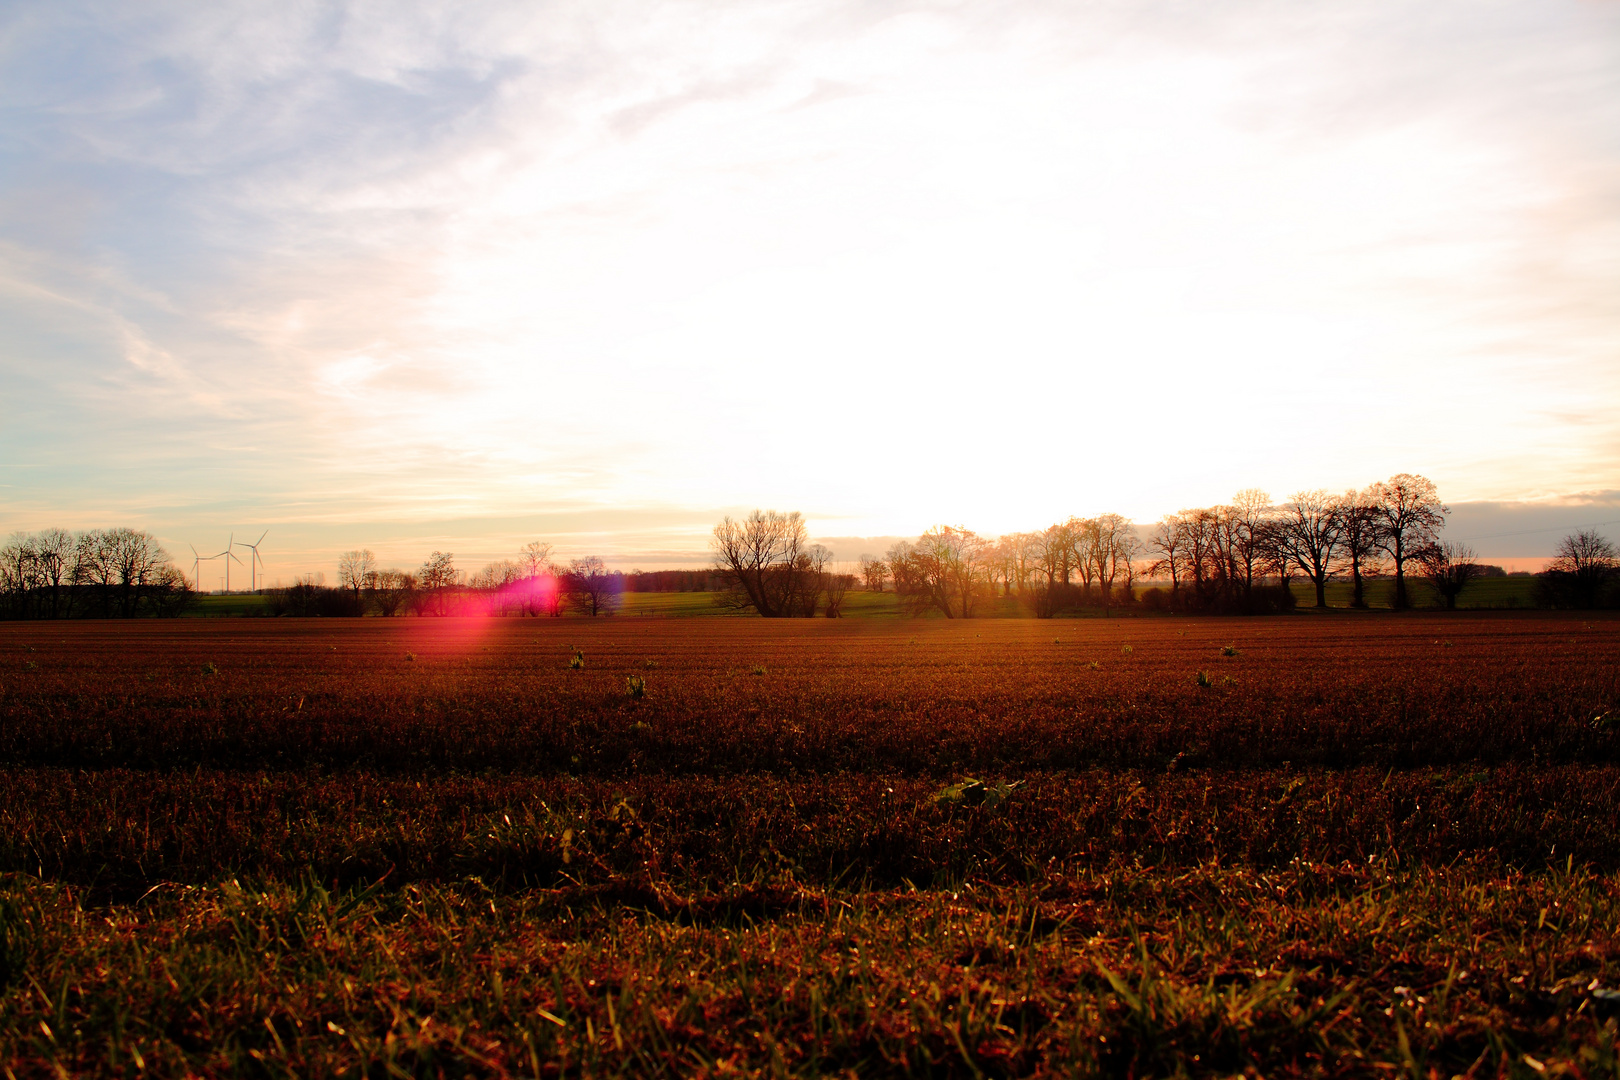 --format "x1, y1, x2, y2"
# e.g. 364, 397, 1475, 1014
1537, 530, 1618, 609
1336, 488, 1382, 609
338, 549, 376, 607
418, 551, 460, 616
518, 542, 562, 616
1420, 542, 1483, 610
858, 554, 889, 592
1280, 491, 1343, 608
372, 570, 415, 616
1370, 474, 1448, 610
712, 510, 823, 617
566, 556, 621, 616
1147, 515, 1185, 605
1087, 513, 1138, 617
906, 526, 991, 618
